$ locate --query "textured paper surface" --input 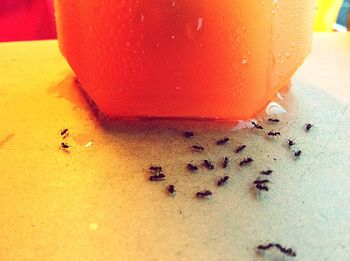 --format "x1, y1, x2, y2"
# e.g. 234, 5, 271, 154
0, 34, 350, 261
